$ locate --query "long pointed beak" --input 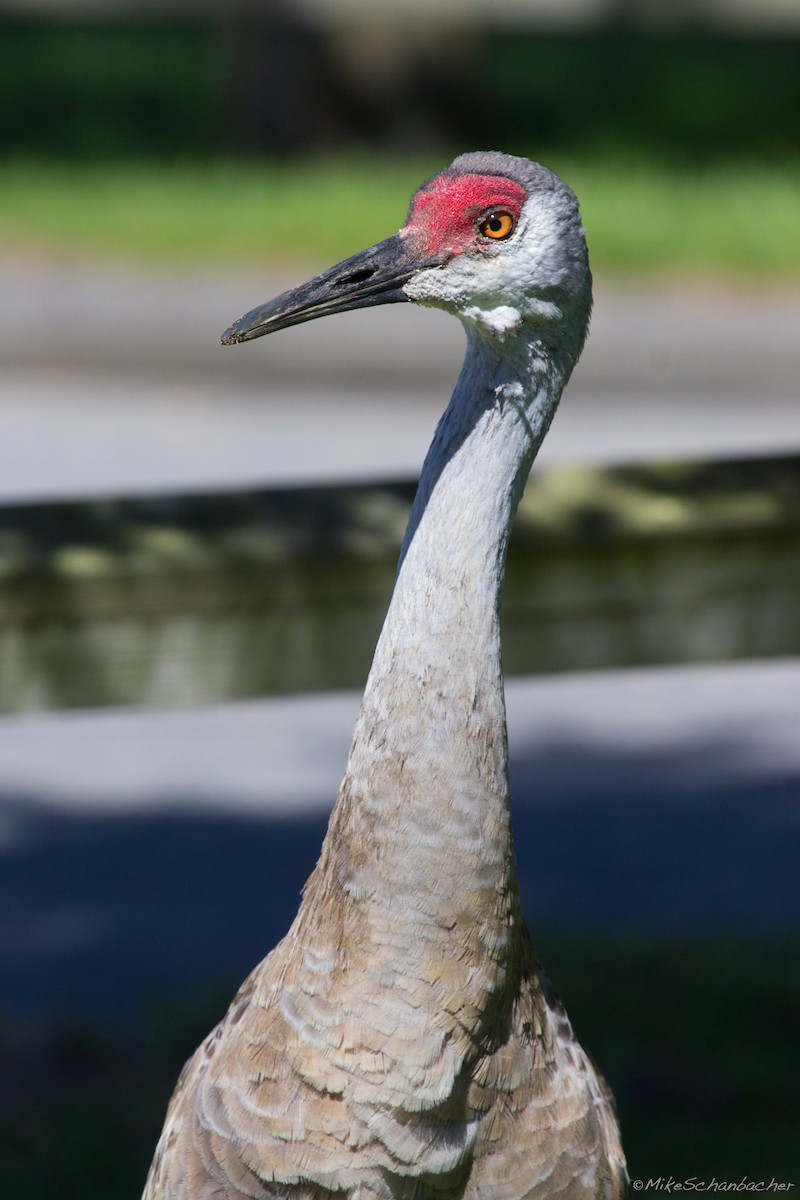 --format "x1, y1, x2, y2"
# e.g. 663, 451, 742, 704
221, 232, 444, 345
